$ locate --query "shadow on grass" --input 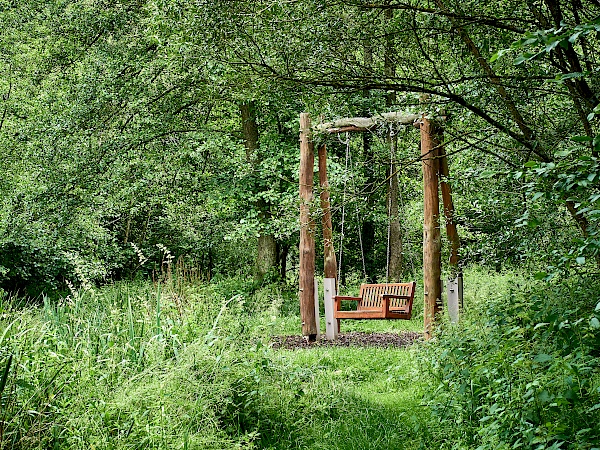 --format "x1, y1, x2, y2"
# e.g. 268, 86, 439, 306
226, 388, 435, 450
